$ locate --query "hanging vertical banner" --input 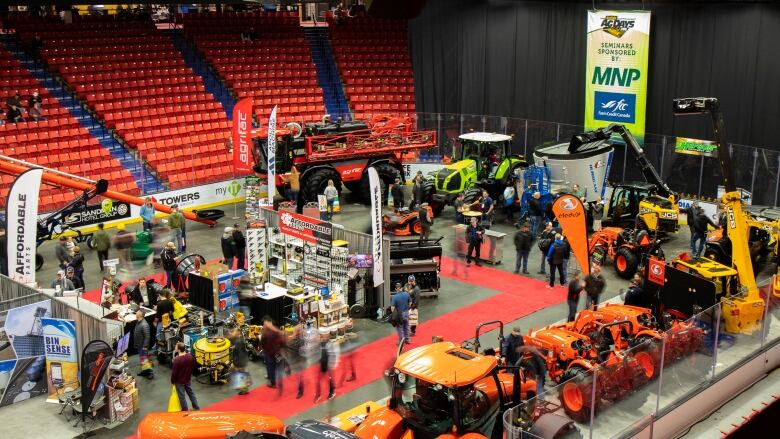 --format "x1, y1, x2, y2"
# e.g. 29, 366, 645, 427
584, 11, 651, 143
80, 340, 112, 415
232, 97, 254, 174
6, 168, 43, 285
368, 167, 384, 286
552, 195, 590, 276
267, 105, 278, 205
41, 318, 79, 402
